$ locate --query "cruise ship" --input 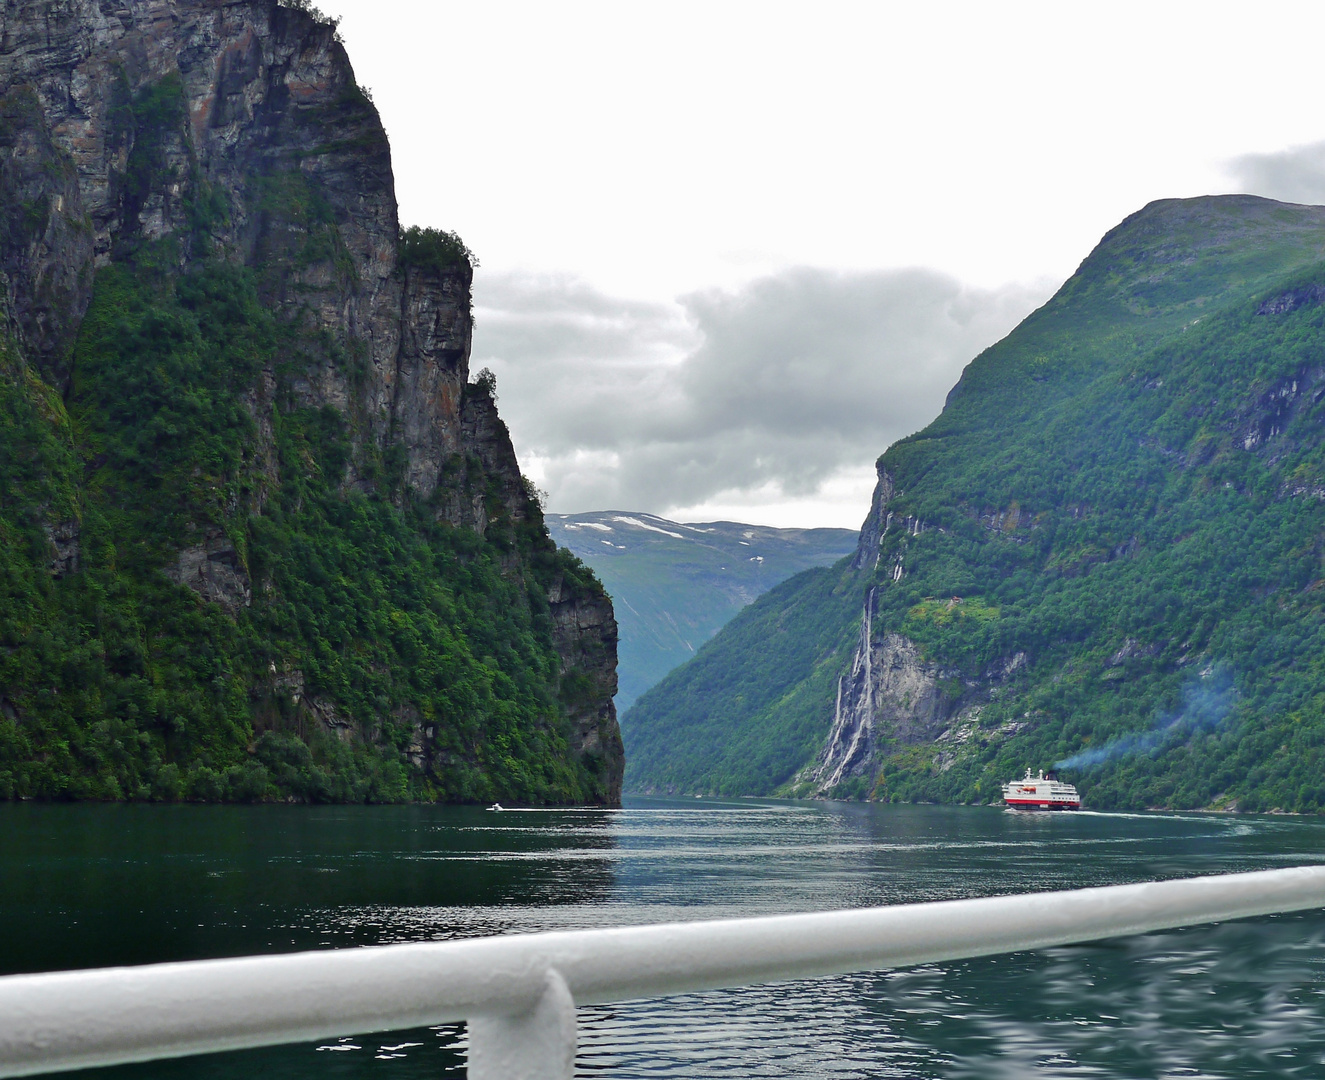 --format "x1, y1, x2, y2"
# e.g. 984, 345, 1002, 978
1002, 768, 1081, 810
